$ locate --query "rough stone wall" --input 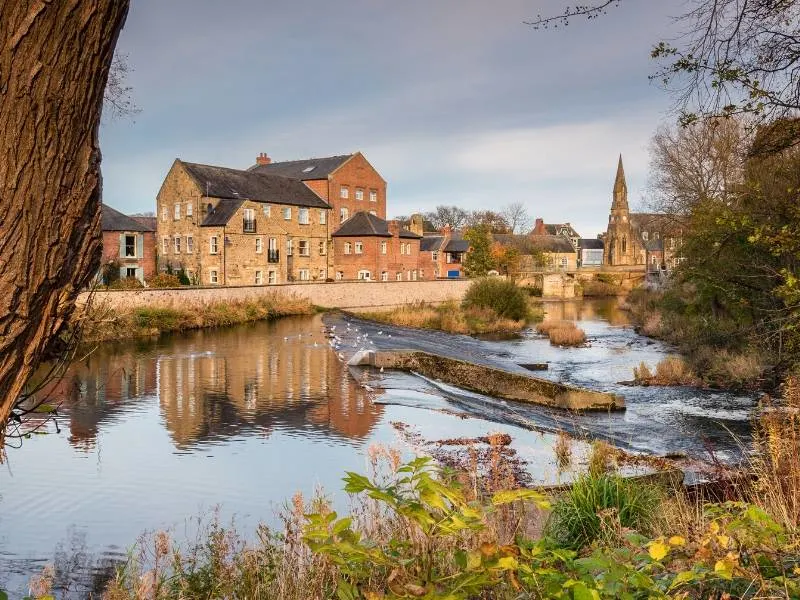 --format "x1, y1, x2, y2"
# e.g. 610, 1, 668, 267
79, 279, 471, 312
328, 153, 387, 224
